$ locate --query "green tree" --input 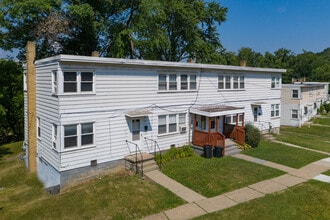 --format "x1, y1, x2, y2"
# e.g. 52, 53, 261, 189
0, 59, 23, 144
238, 47, 264, 67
